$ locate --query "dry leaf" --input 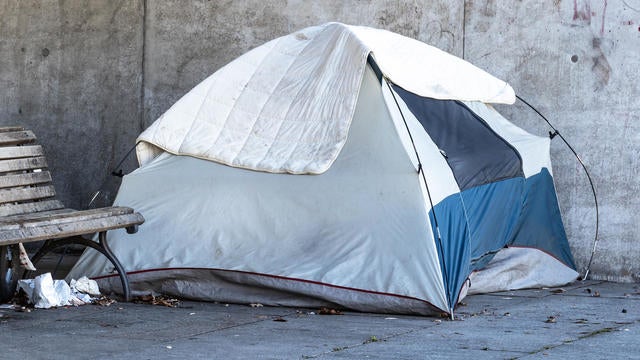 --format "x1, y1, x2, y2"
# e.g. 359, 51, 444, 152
133, 294, 179, 307
94, 296, 117, 307
318, 307, 343, 315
